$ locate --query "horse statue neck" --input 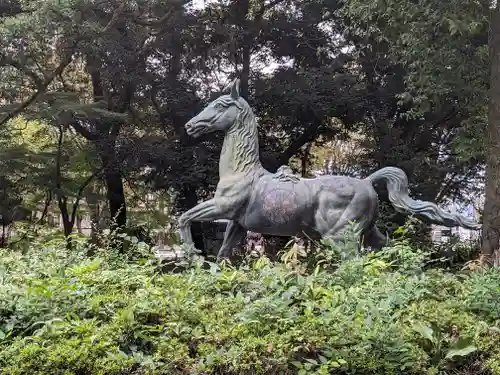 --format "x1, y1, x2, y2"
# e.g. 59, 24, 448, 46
219, 103, 264, 179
